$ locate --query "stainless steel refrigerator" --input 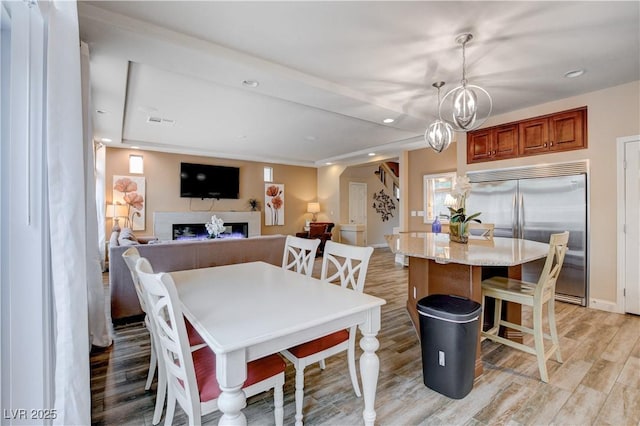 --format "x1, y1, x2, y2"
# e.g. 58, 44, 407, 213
467, 162, 588, 306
